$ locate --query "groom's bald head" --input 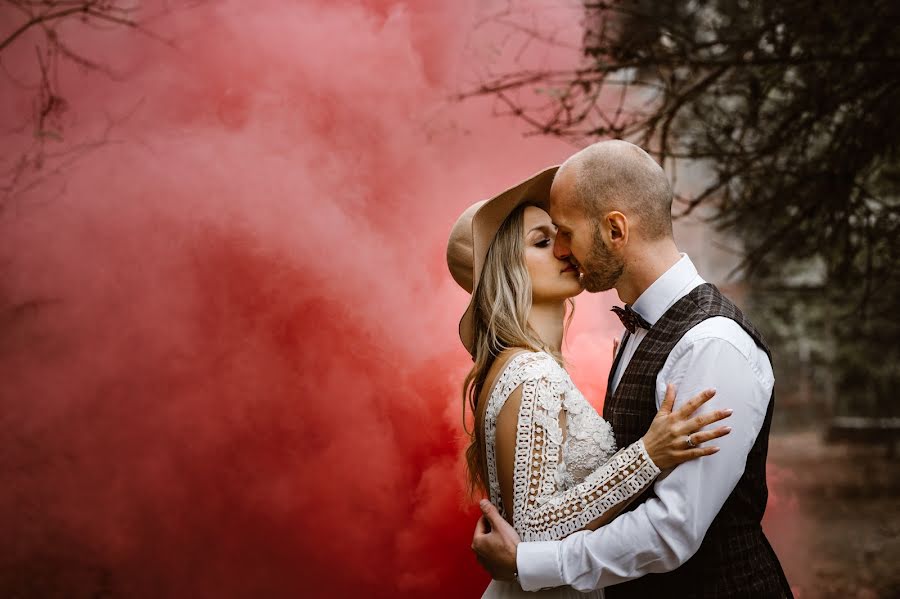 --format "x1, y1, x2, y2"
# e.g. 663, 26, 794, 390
553, 140, 674, 240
